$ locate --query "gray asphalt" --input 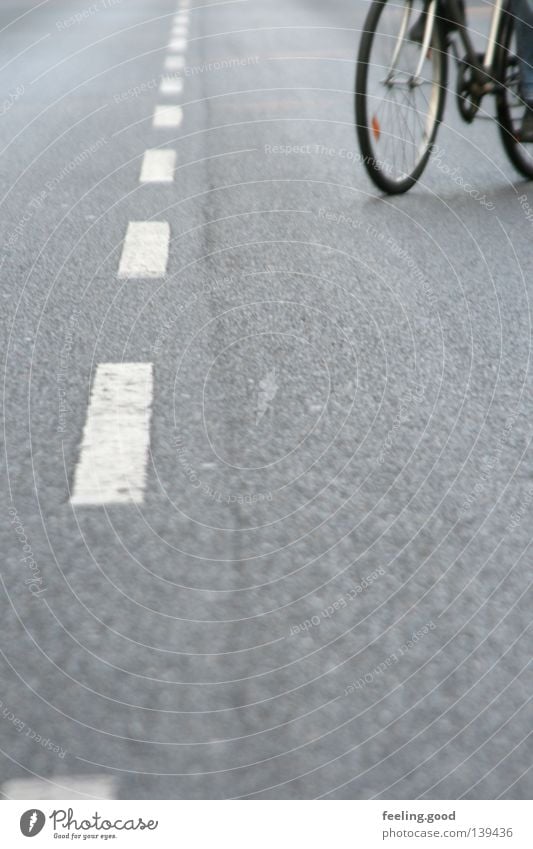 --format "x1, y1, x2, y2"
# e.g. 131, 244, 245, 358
1, 0, 532, 800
